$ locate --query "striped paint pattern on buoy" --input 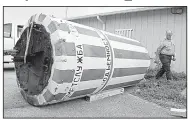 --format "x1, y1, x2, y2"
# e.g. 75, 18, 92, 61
17, 13, 150, 106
